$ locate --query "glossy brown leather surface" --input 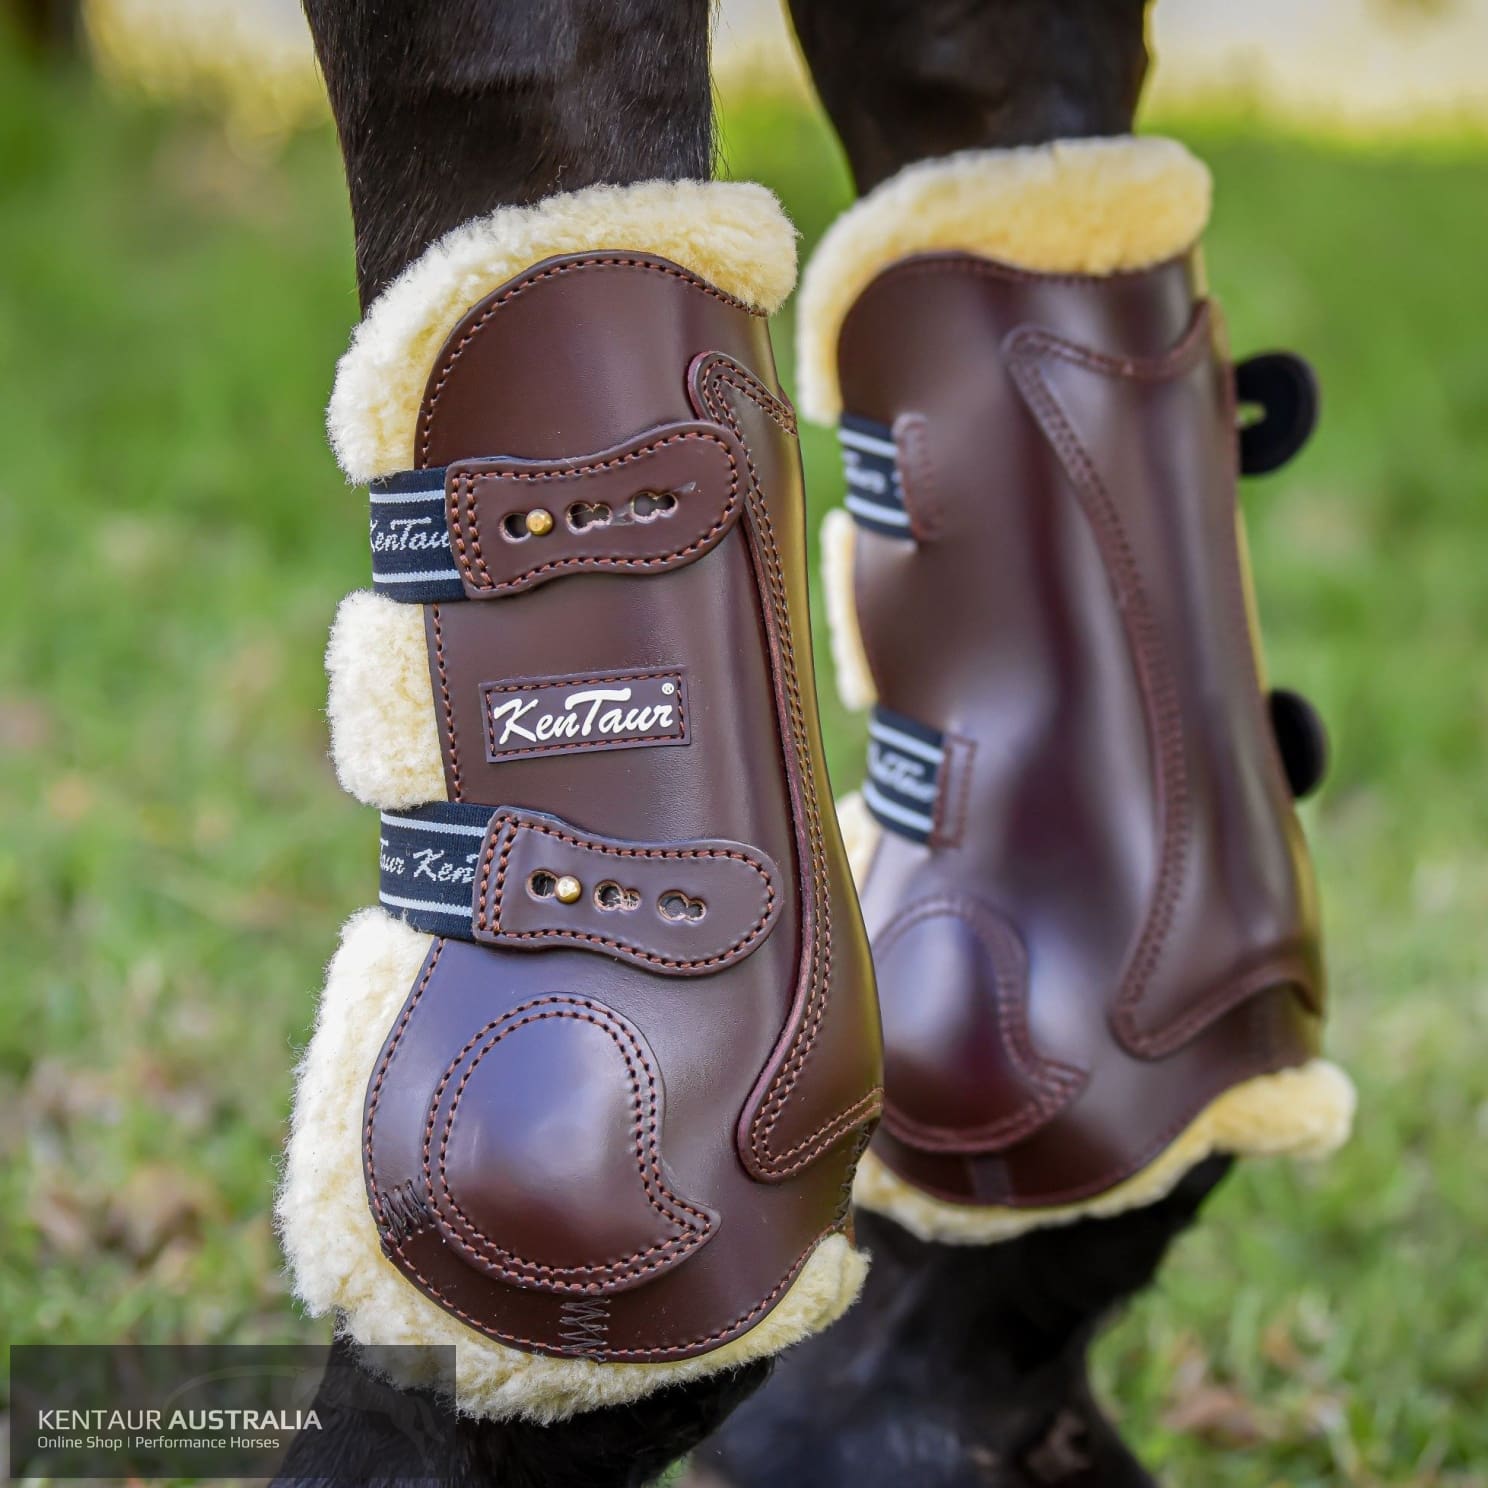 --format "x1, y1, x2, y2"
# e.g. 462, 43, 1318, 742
840, 251, 1324, 1209
363, 253, 881, 1359
469, 807, 783, 975
446, 420, 746, 598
